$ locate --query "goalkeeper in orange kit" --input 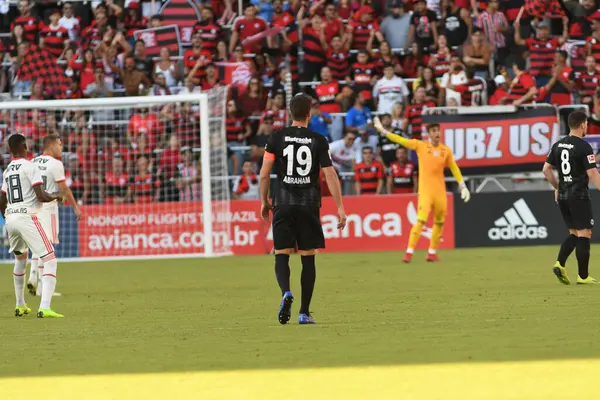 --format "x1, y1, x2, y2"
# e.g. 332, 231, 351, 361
374, 117, 470, 262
